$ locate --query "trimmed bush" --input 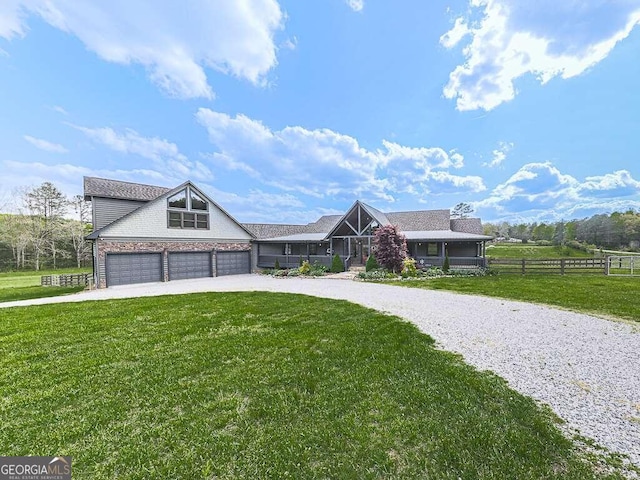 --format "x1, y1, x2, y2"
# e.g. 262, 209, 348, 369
274, 259, 280, 270
330, 254, 344, 273
443, 254, 450, 273
365, 255, 379, 272
299, 260, 311, 275
401, 257, 418, 278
